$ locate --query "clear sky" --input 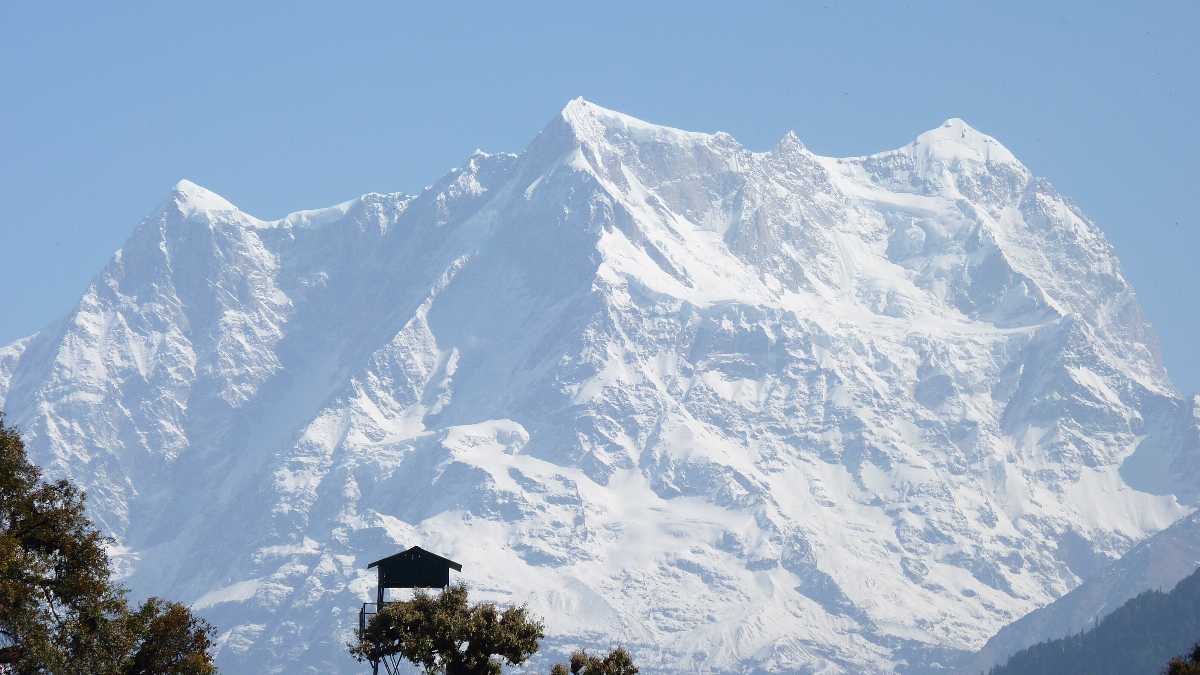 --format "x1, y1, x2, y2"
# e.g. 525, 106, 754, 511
1, 2, 1196, 393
